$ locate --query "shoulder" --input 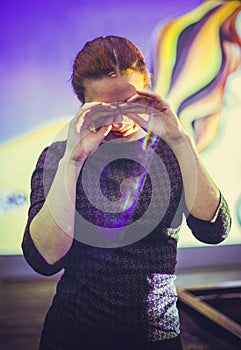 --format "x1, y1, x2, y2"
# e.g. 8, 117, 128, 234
30, 141, 67, 194
35, 140, 67, 170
